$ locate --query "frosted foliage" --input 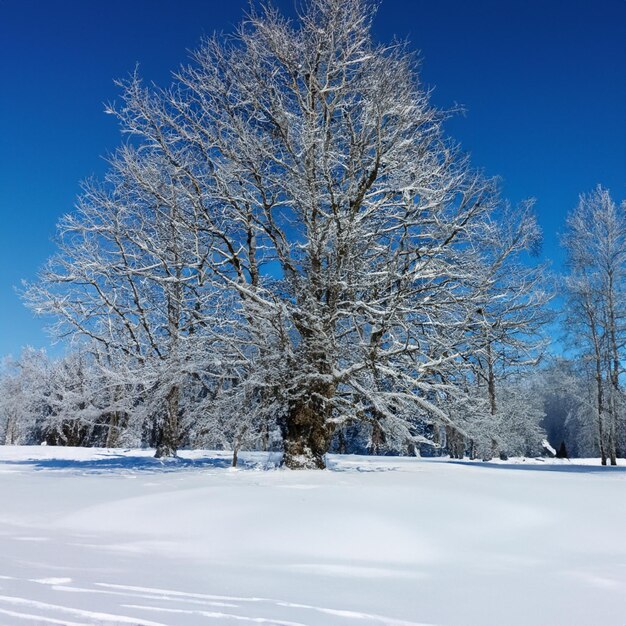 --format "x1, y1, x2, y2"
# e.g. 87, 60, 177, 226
21, 0, 548, 465
561, 187, 626, 465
